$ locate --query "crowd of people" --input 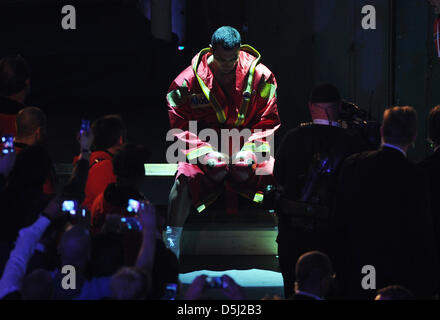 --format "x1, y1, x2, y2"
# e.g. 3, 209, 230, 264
274, 84, 440, 300
1, 43, 440, 300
